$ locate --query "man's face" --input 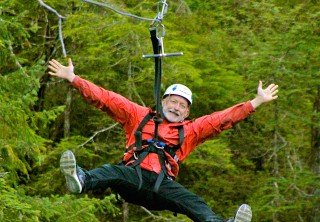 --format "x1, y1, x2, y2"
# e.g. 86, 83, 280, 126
162, 95, 190, 122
